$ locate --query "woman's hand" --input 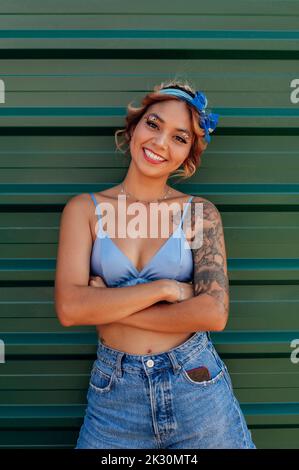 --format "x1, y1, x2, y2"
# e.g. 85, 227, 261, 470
88, 275, 107, 288
163, 280, 194, 303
